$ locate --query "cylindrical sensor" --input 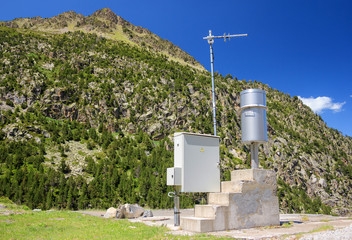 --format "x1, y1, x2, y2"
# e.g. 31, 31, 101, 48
240, 89, 267, 144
